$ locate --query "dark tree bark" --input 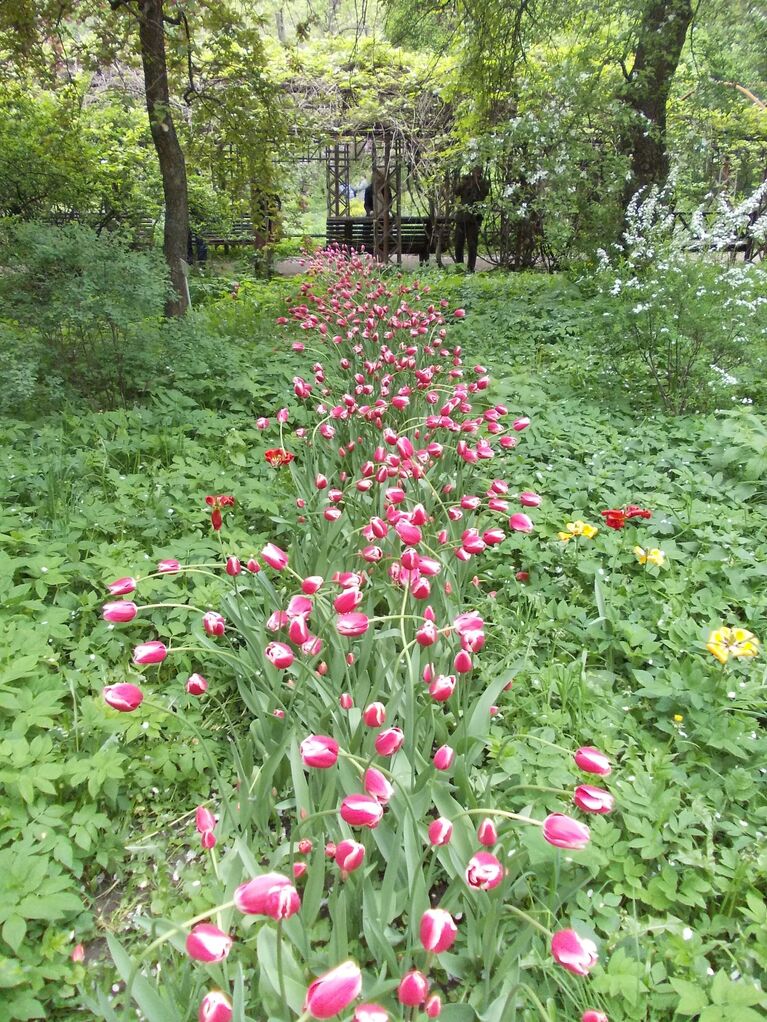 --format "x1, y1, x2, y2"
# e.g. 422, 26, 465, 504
621, 0, 693, 206
136, 0, 190, 316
